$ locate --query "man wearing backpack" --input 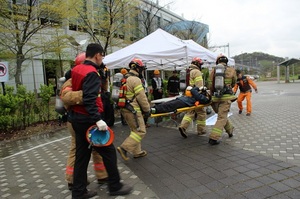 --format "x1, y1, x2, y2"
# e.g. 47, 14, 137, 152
178, 57, 207, 138
117, 58, 150, 161
207, 54, 237, 145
